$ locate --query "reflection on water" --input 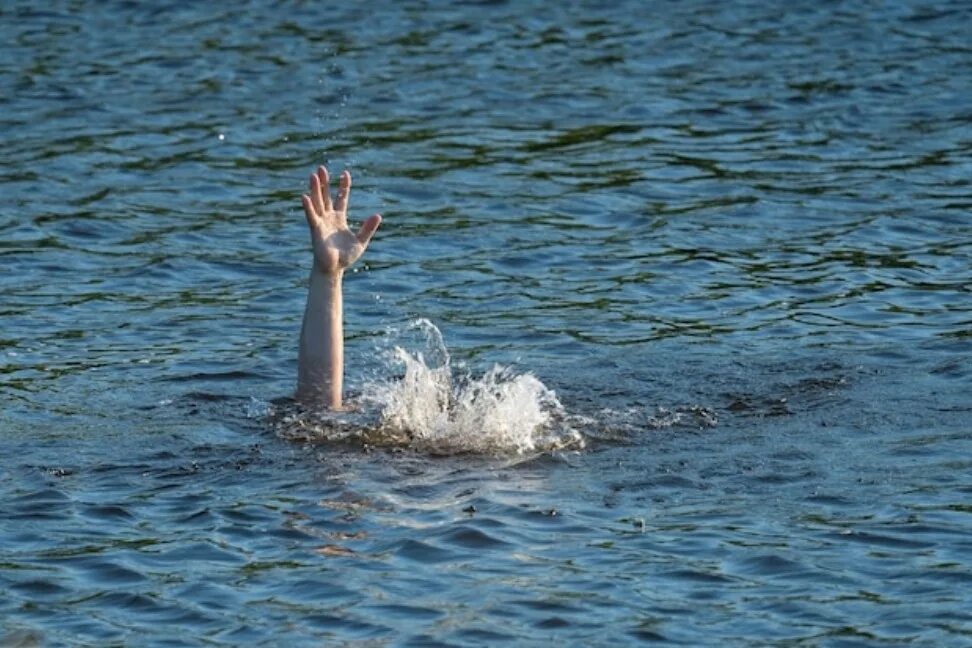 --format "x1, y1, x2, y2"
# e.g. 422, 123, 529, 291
1, 0, 971, 645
